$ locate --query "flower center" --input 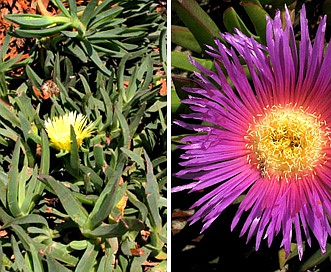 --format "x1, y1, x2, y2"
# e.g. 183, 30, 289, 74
246, 105, 331, 180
